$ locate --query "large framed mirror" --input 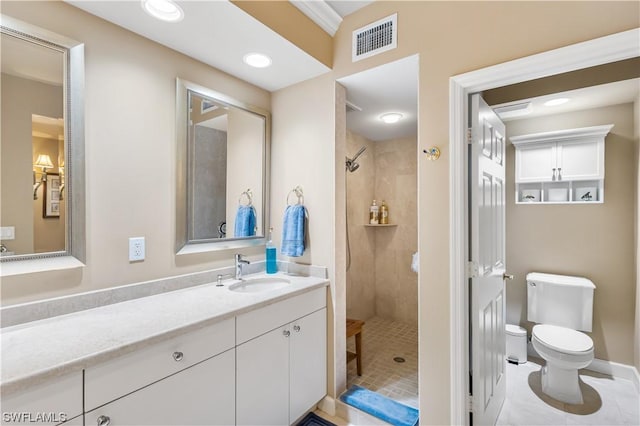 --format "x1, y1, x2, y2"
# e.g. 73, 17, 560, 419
176, 79, 270, 254
0, 15, 85, 264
